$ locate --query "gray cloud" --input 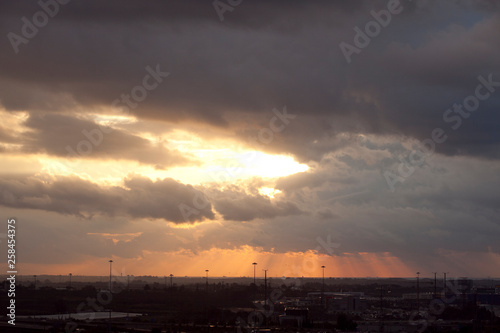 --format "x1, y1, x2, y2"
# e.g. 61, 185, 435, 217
9, 113, 195, 168
209, 185, 304, 221
0, 175, 215, 222
0, 1, 499, 163
0, 1, 499, 276
1, 142, 499, 275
